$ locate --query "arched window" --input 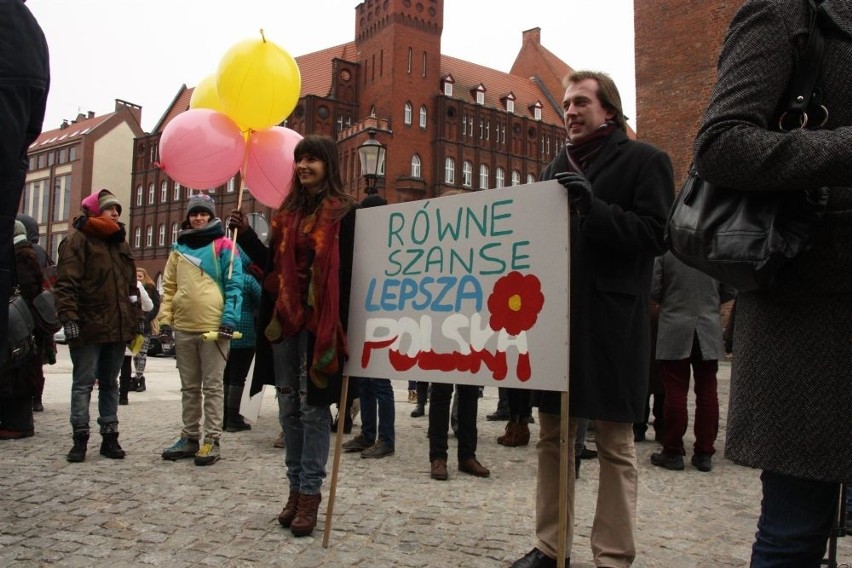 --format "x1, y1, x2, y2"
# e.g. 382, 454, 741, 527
462, 161, 473, 187
495, 167, 505, 188
479, 165, 489, 189
411, 154, 422, 178
419, 105, 427, 128
444, 157, 455, 184
148, 183, 155, 205
403, 102, 412, 125
136, 185, 143, 206
511, 170, 521, 186
145, 225, 153, 246
158, 224, 166, 246
173, 182, 181, 201
171, 222, 179, 244
527, 173, 536, 185
134, 227, 141, 248
160, 181, 168, 202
